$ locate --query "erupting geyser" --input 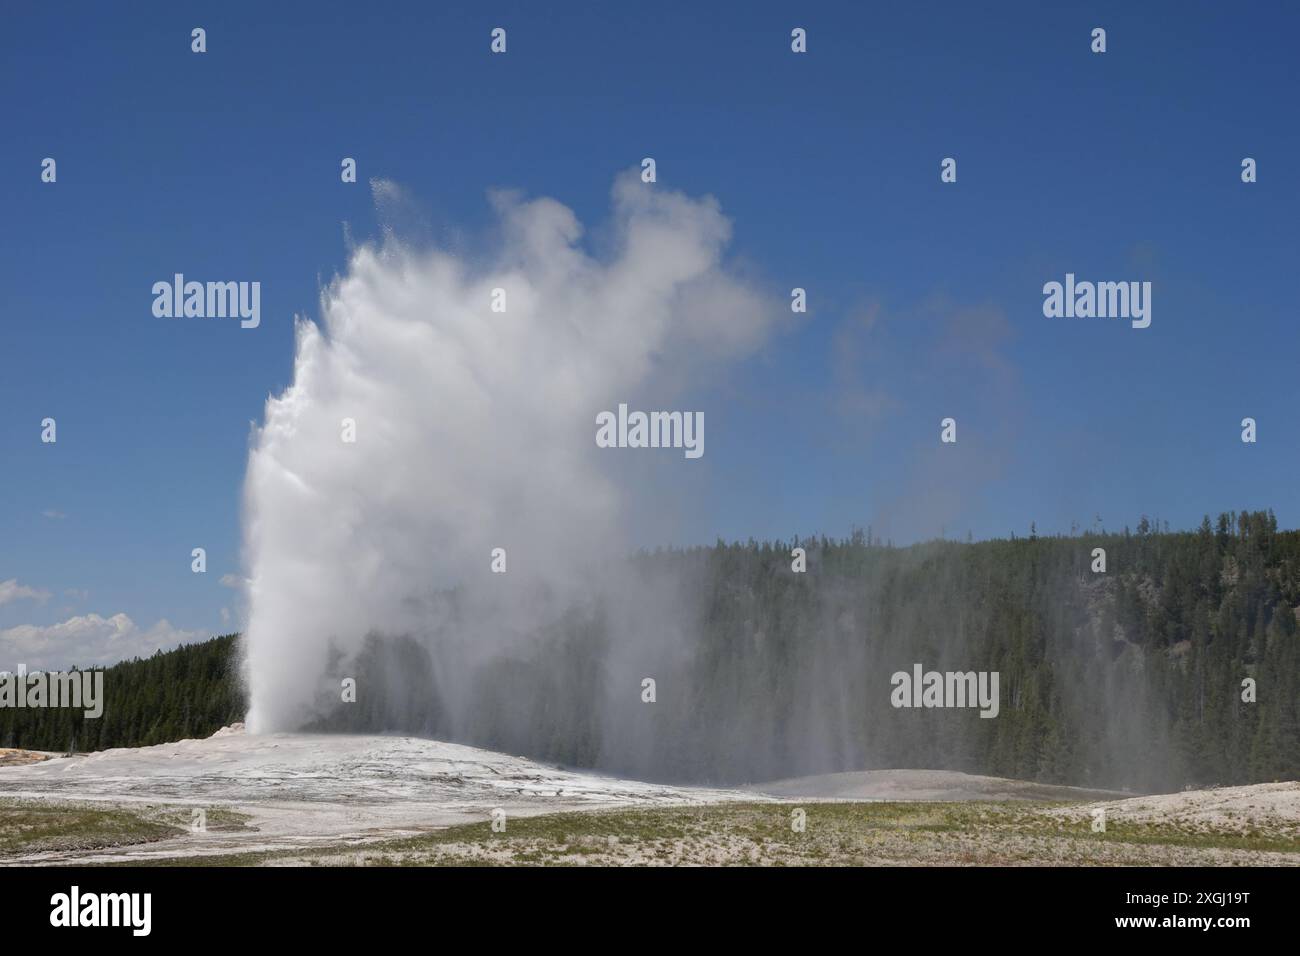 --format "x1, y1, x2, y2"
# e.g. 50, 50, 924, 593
239, 170, 780, 747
